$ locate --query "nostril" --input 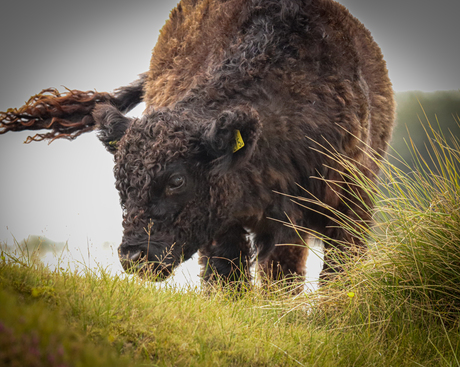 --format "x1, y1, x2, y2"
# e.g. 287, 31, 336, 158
119, 249, 145, 273
128, 250, 142, 262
